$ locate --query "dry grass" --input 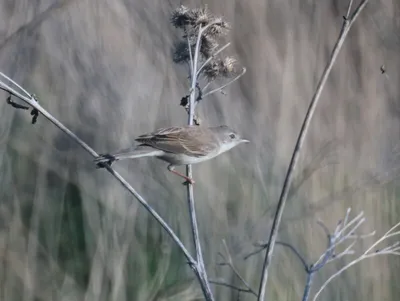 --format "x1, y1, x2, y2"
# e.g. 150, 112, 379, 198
0, 0, 400, 300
